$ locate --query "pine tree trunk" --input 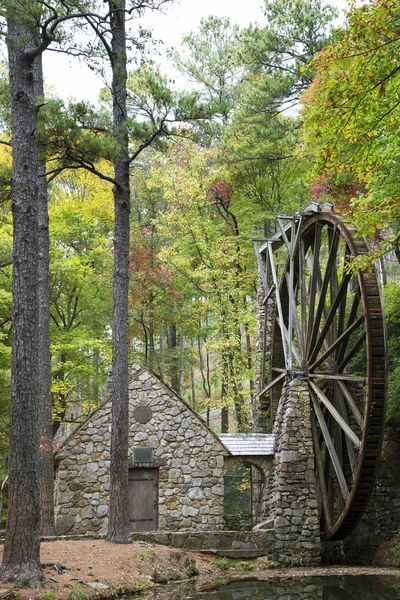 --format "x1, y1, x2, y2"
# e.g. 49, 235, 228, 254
106, 0, 132, 544
34, 54, 55, 539
159, 325, 165, 381
0, 15, 42, 588
167, 323, 179, 391
190, 338, 196, 409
